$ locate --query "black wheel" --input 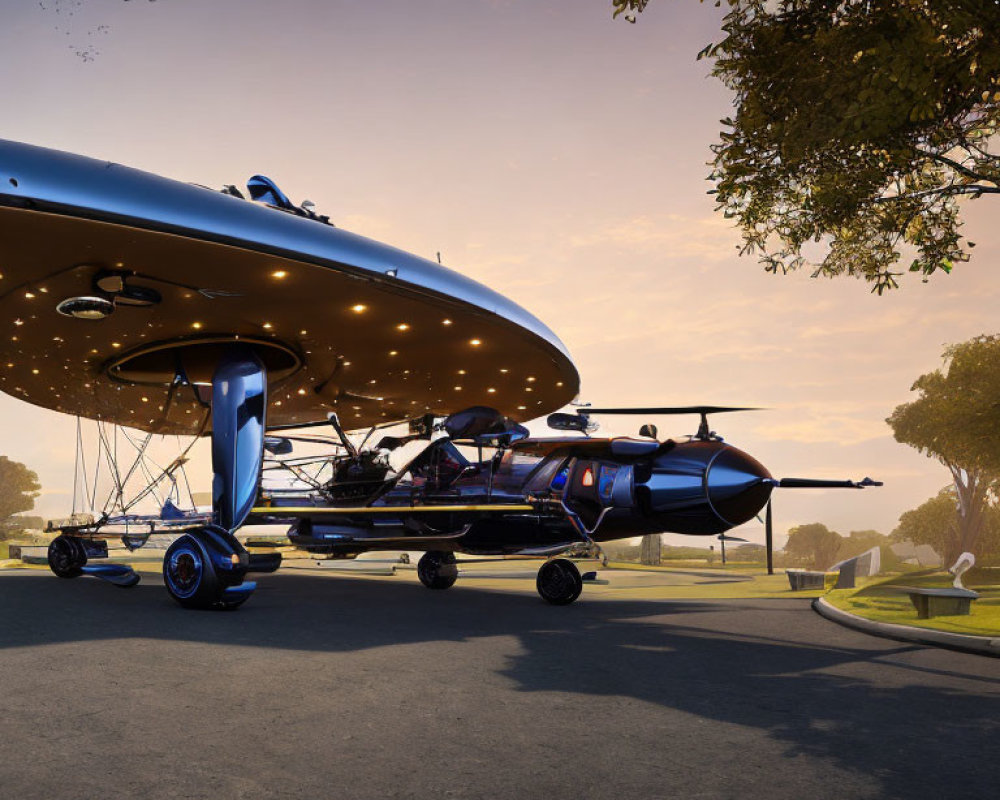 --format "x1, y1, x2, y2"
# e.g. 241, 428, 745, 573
164, 528, 255, 610
163, 534, 220, 609
536, 558, 583, 605
417, 551, 458, 590
48, 535, 86, 579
